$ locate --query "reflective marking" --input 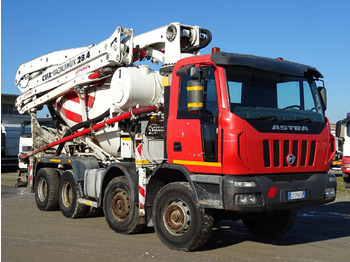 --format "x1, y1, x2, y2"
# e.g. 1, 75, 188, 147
49, 159, 61, 163
135, 160, 150, 164
173, 159, 221, 167
187, 102, 203, 108
267, 187, 278, 198
187, 86, 203, 91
